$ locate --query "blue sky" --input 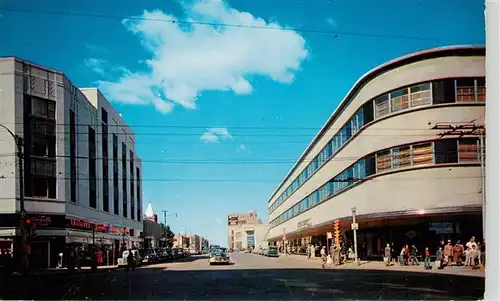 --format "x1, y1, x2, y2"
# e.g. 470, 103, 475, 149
0, 0, 485, 246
